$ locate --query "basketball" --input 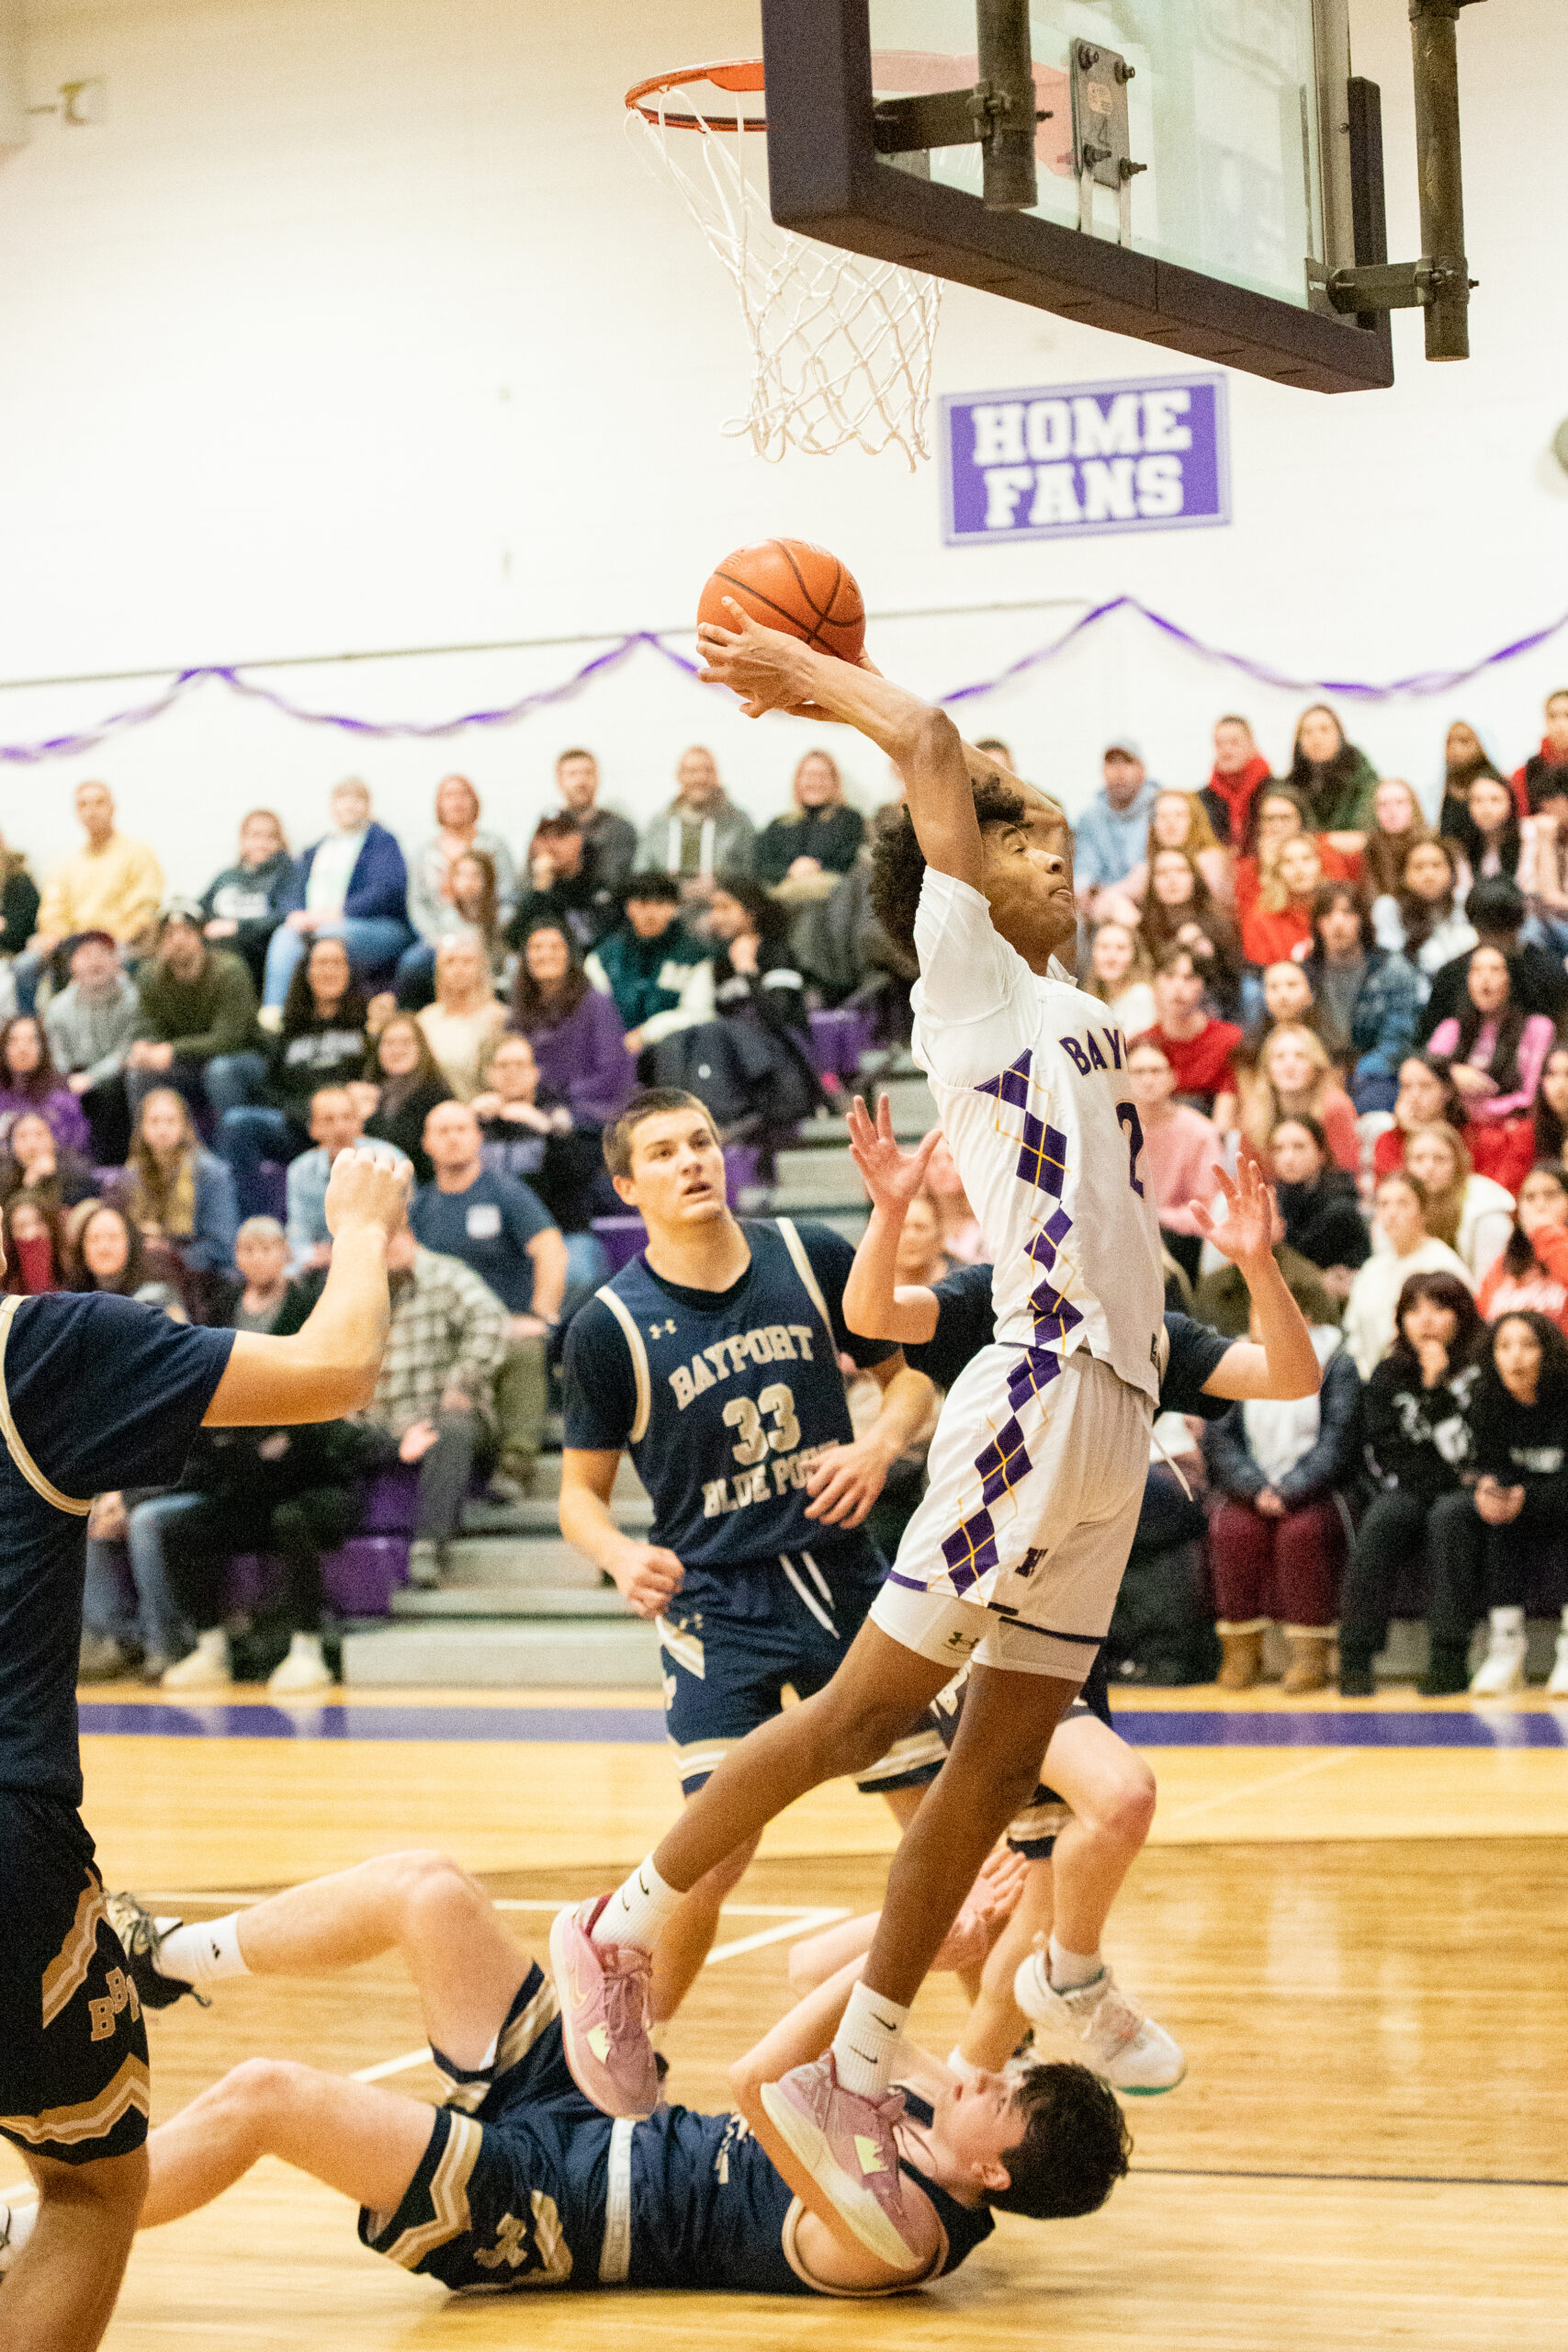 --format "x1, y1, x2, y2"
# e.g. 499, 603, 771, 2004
698, 537, 866, 664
